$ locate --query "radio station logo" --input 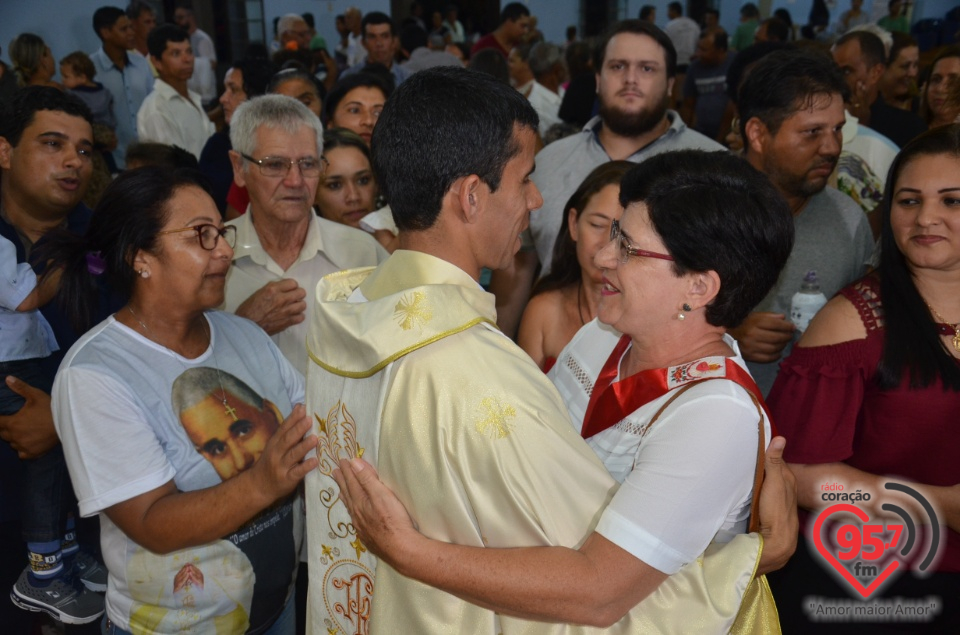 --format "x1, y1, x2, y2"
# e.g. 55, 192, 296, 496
811, 482, 941, 600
